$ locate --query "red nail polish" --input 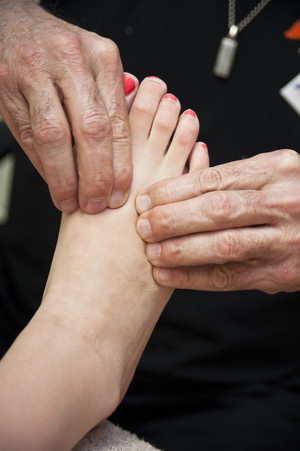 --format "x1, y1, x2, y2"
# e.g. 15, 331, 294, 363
184, 109, 196, 117
164, 94, 177, 102
200, 142, 208, 150
123, 73, 135, 95
148, 76, 160, 79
